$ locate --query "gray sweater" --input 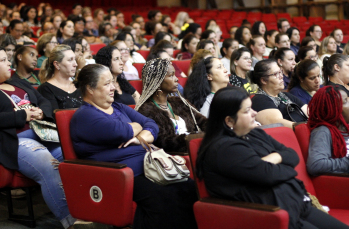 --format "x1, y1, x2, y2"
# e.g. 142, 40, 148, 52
307, 126, 349, 176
